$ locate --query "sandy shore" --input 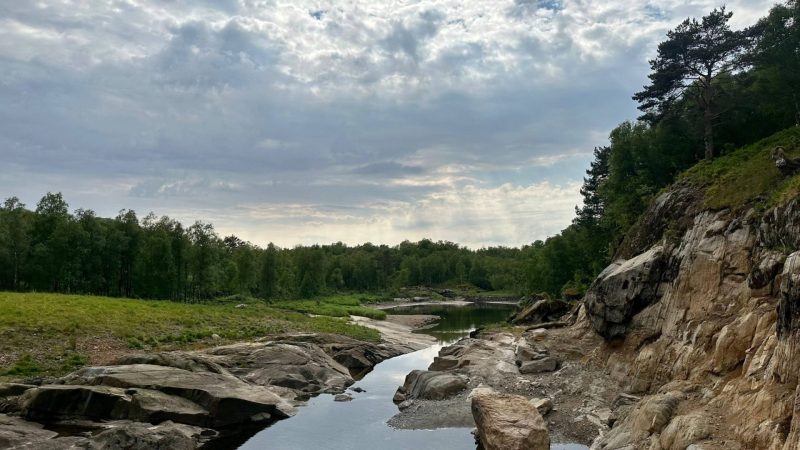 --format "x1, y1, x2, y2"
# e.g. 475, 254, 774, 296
350, 315, 437, 352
